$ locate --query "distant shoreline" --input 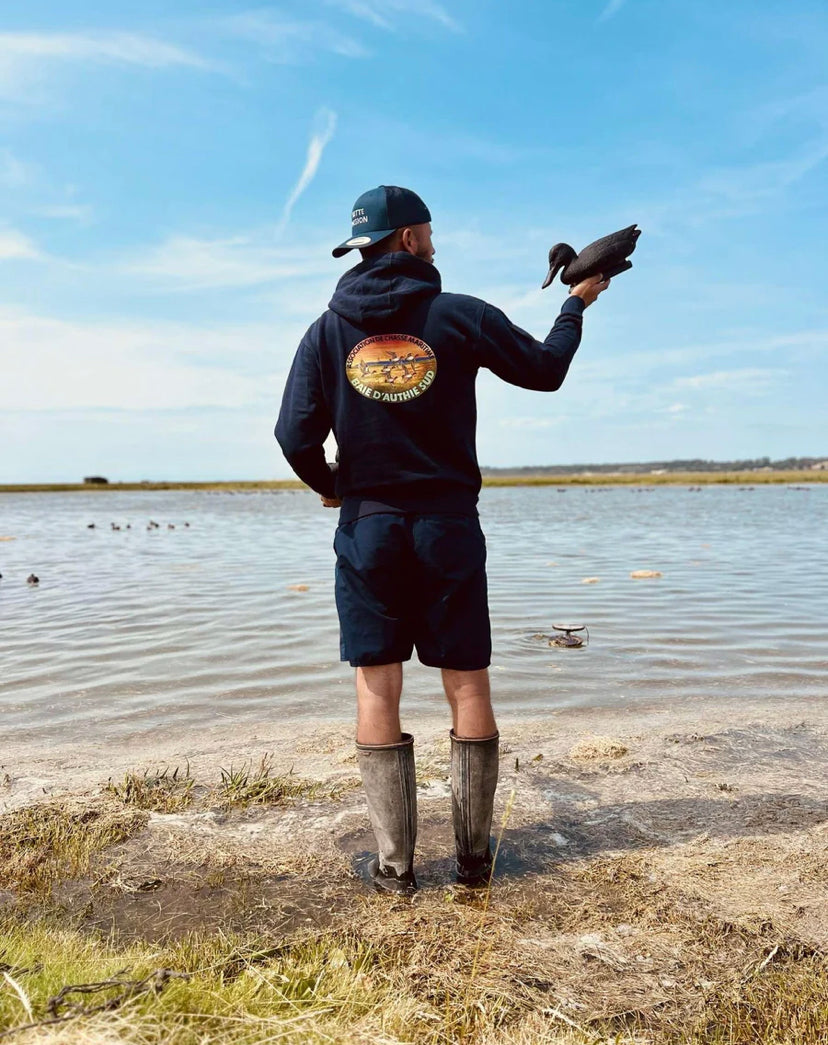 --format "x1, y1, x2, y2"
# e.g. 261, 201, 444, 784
1, 469, 826, 493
